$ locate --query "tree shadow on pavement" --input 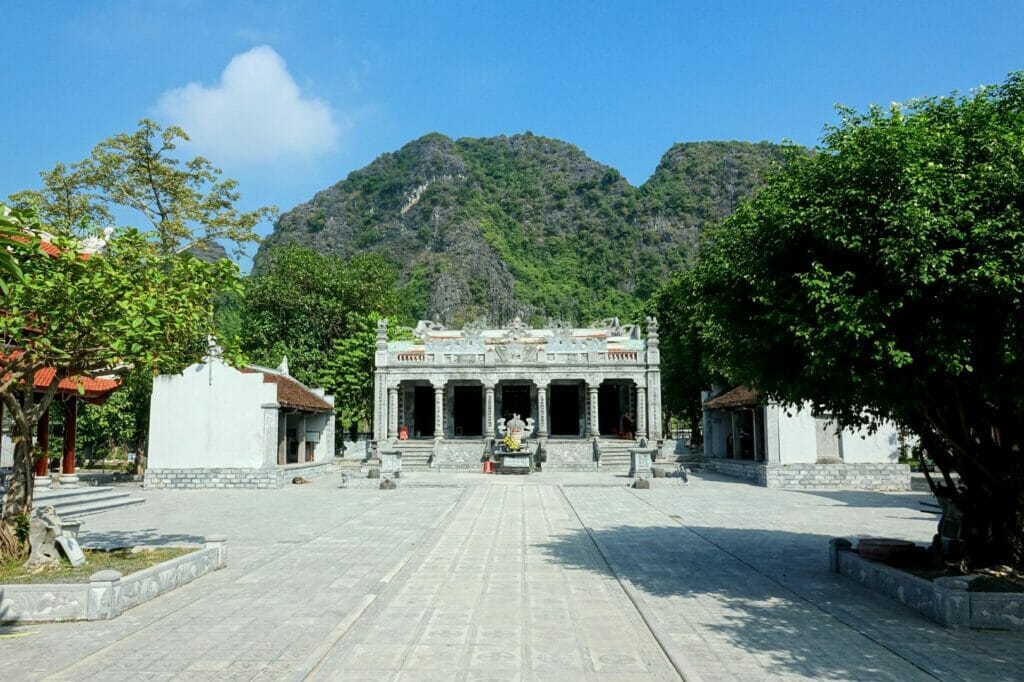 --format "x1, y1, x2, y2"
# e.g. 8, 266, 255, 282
791, 489, 934, 509
79, 527, 206, 549
538, 524, 947, 680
